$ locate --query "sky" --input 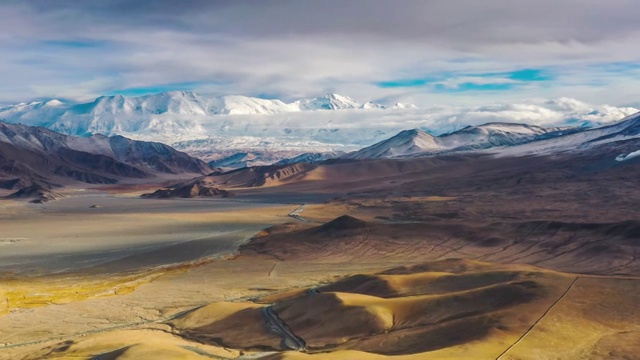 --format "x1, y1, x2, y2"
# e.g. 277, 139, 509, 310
1, 0, 640, 107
